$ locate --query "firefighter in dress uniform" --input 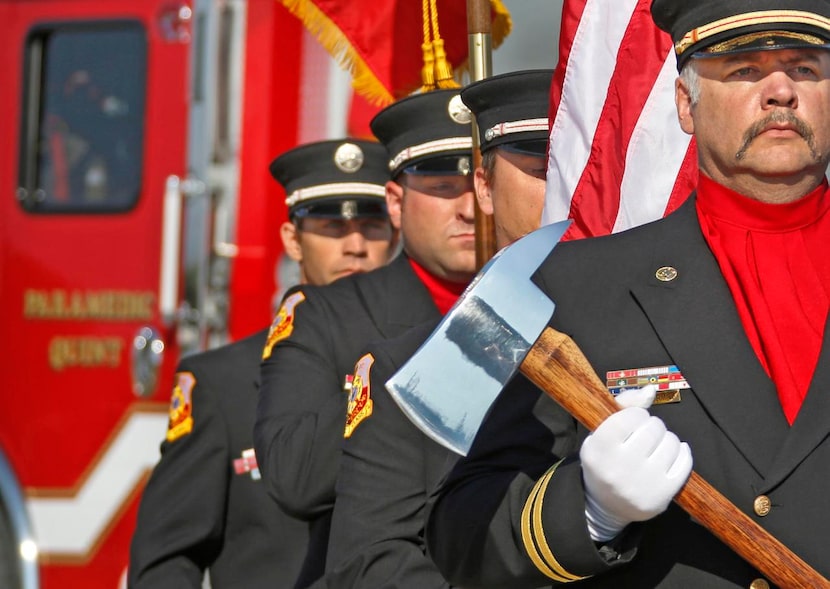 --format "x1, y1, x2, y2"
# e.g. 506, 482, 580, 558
322, 69, 555, 588
426, 1, 830, 587
128, 138, 395, 589
254, 89, 478, 589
